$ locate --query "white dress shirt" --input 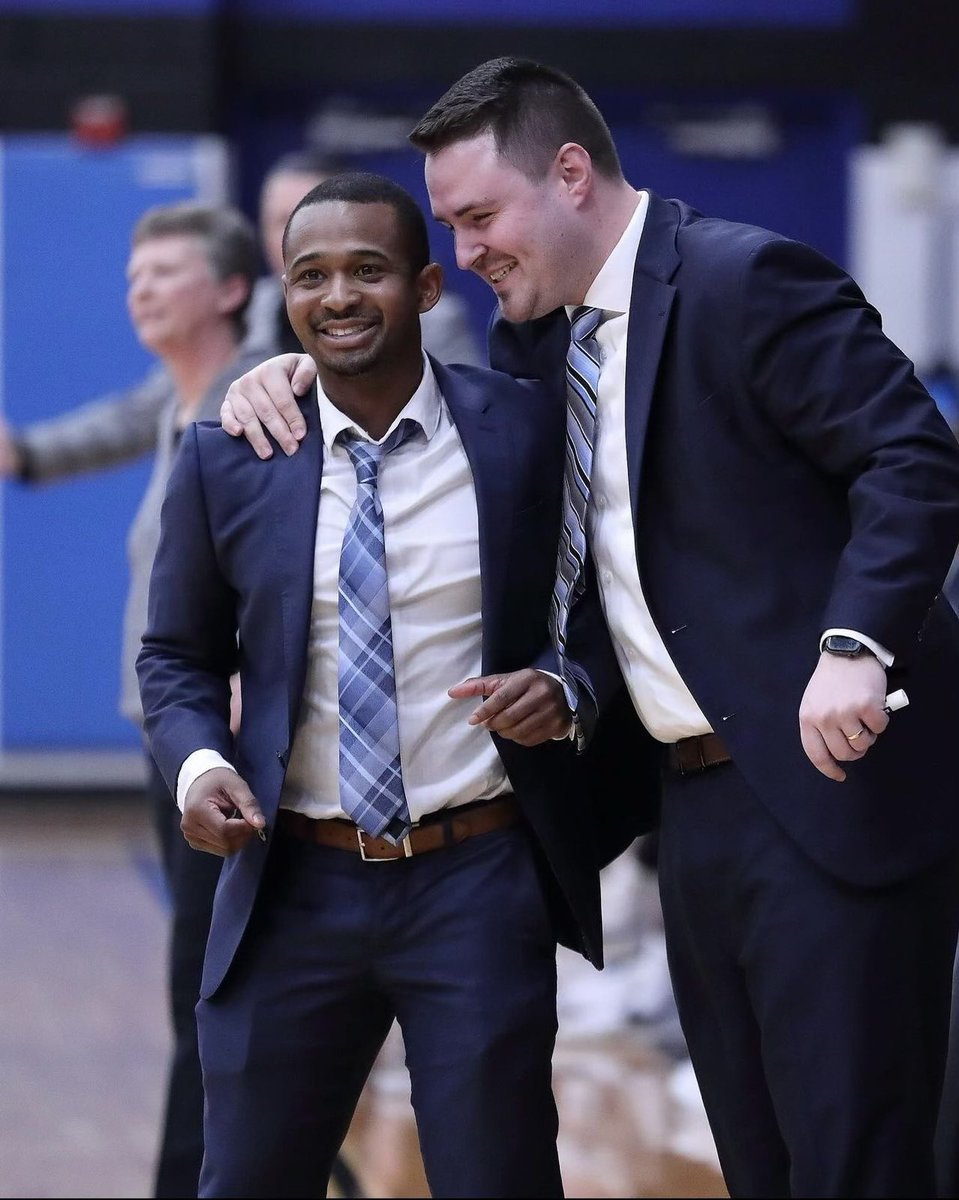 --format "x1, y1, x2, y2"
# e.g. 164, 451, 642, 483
570, 191, 891, 745
177, 355, 511, 815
